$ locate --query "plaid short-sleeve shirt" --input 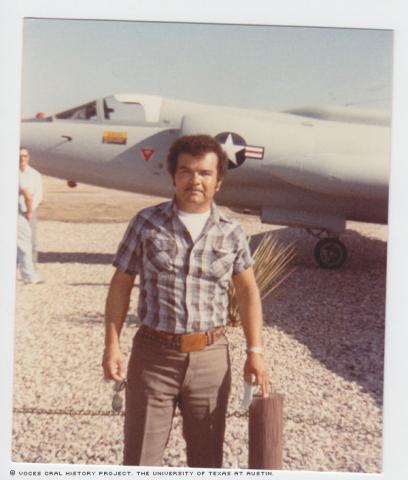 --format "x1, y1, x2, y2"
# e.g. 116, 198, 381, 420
113, 199, 253, 333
